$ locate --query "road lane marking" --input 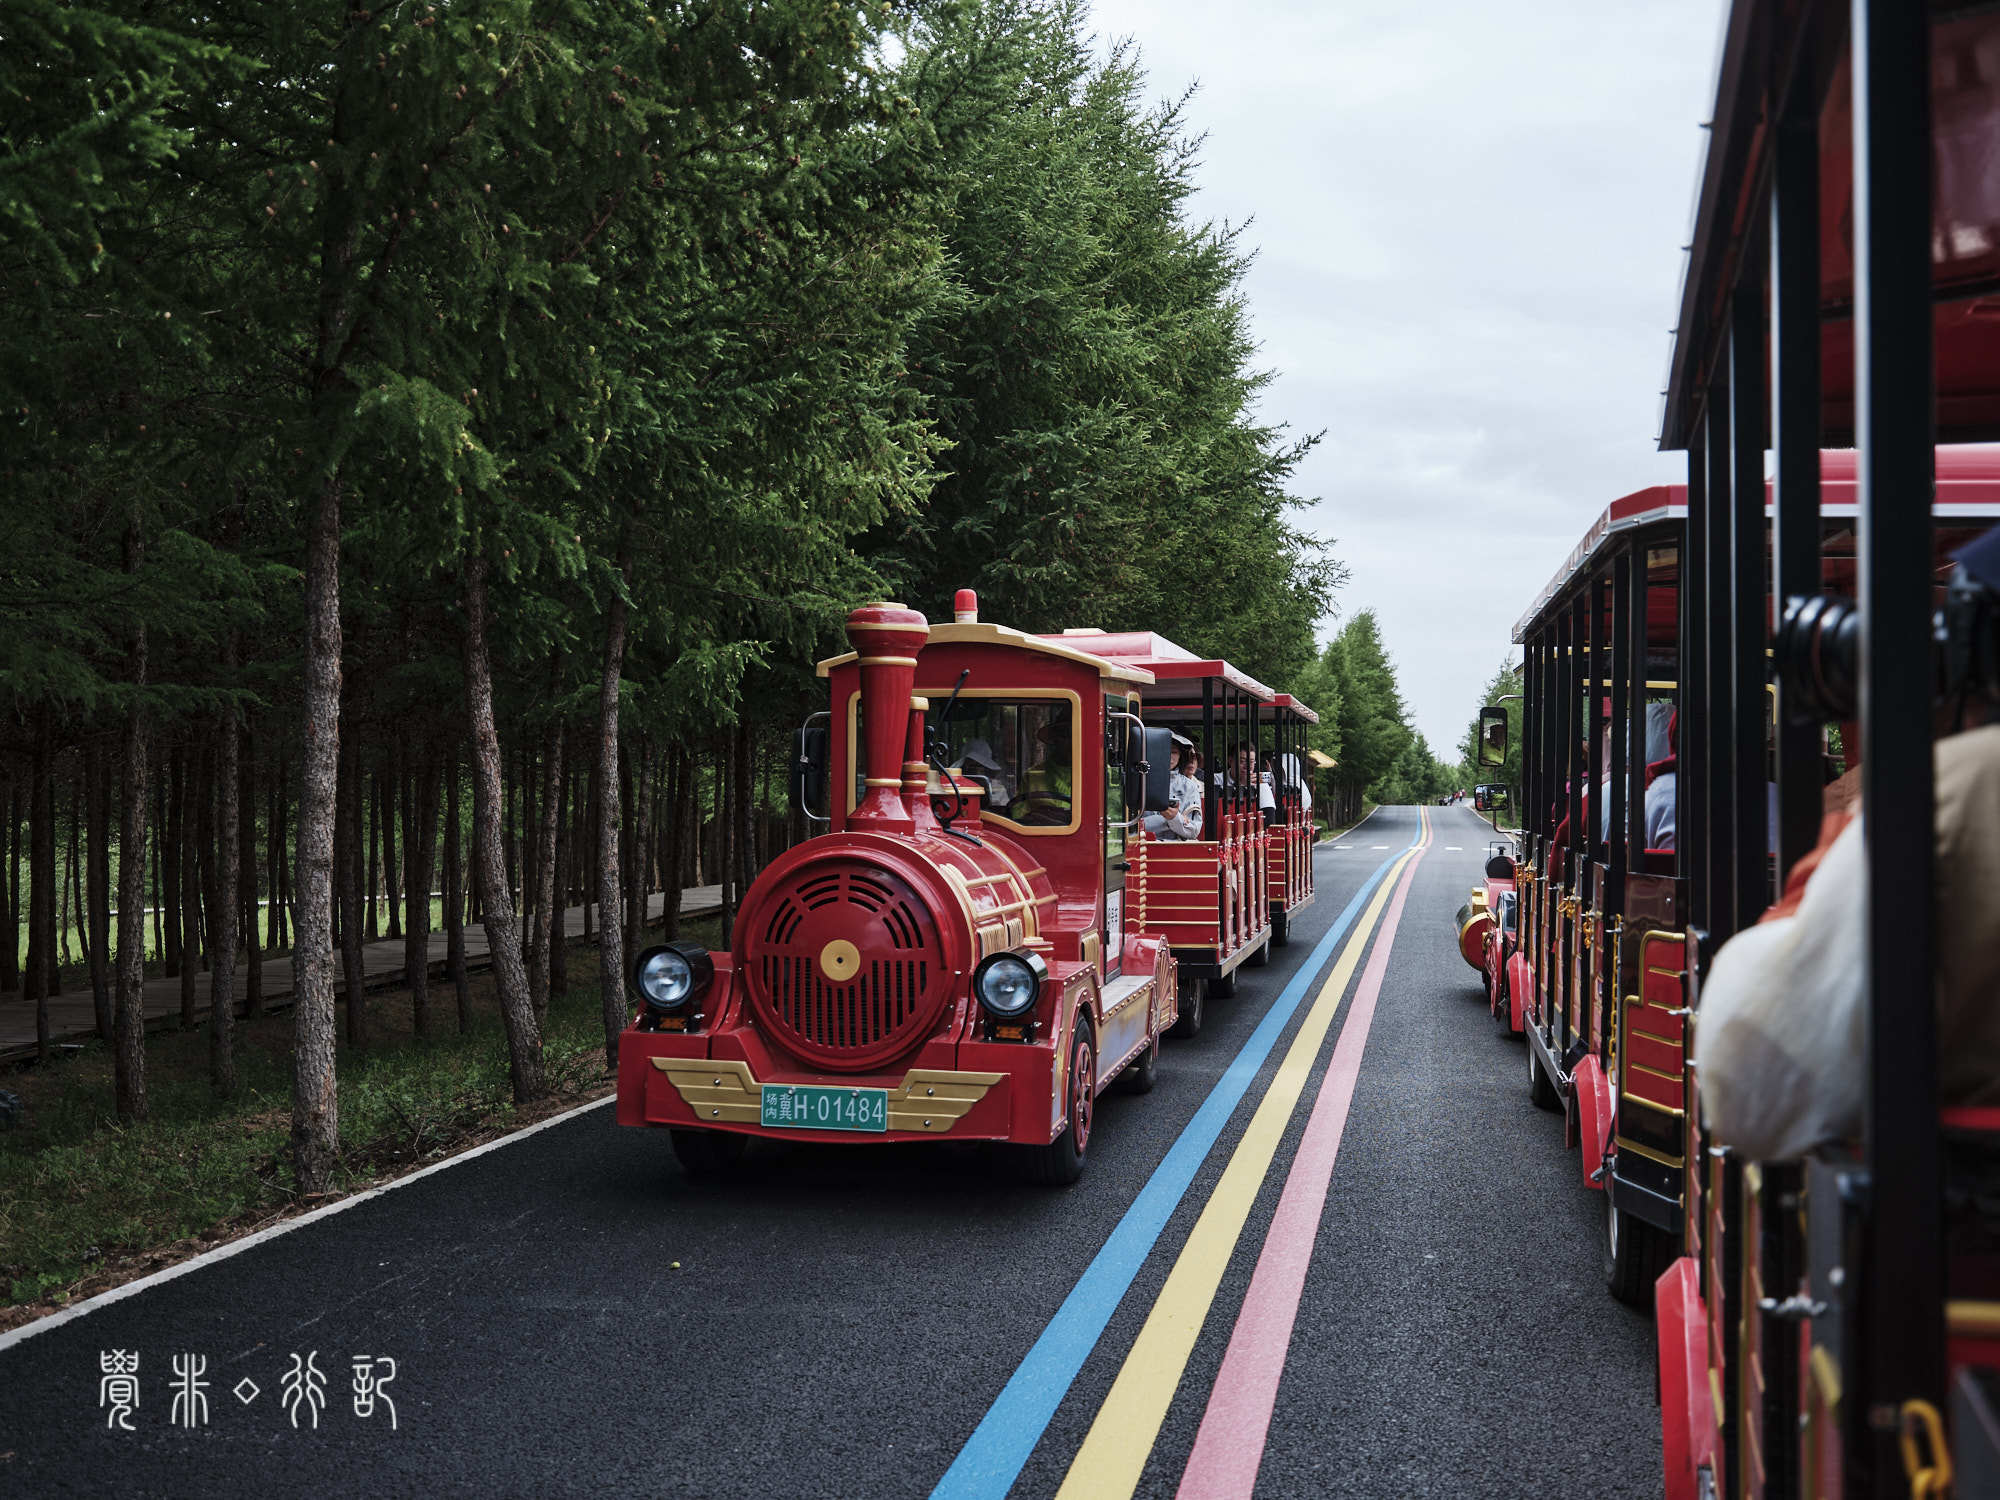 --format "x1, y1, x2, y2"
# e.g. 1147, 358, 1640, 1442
928, 817, 1423, 1500
1053, 807, 1432, 1500
1176, 825, 1430, 1499
0, 1093, 615, 1354
1446, 845, 1462, 850
1371, 845, 1388, 849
